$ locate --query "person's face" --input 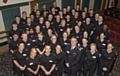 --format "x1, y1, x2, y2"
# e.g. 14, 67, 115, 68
45, 21, 50, 27
19, 43, 24, 51
76, 5, 80, 9
77, 21, 82, 26
75, 12, 79, 17
51, 36, 57, 43
45, 46, 51, 53
52, 8, 55, 12
15, 17, 20, 22
61, 20, 66, 26
34, 6, 38, 10
63, 32, 68, 38
39, 17, 44, 22
53, 2, 57, 7
83, 31, 88, 37
42, 5, 46, 9
95, 13, 99, 19
48, 29, 52, 35
98, 16, 103, 22
12, 24, 17, 28
67, 6, 71, 11
30, 49, 37, 57
22, 34, 28, 40
103, 25, 108, 30
36, 11, 40, 15
59, 11, 63, 16
29, 29, 34, 34
82, 12, 86, 17
56, 45, 62, 54
75, 26, 79, 31
71, 38, 77, 46
84, 7, 88, 12
86, 18, 90, 23
66, 28, 71, 33
89, 10, 93, 14
107, 44, 114, 51
27, 18, 31, 24
13, 34, 19, 40
100, 33, 105, 39
66, 15, 70, 19
90, 45, 96, 51
48, 15, 53, 19
30, 15, 34, 19
56, 15, 60, 20
22, 12, 27, 18
35, 26, 40, 30
38, 34, 43, 39
82, 39, 88, 44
